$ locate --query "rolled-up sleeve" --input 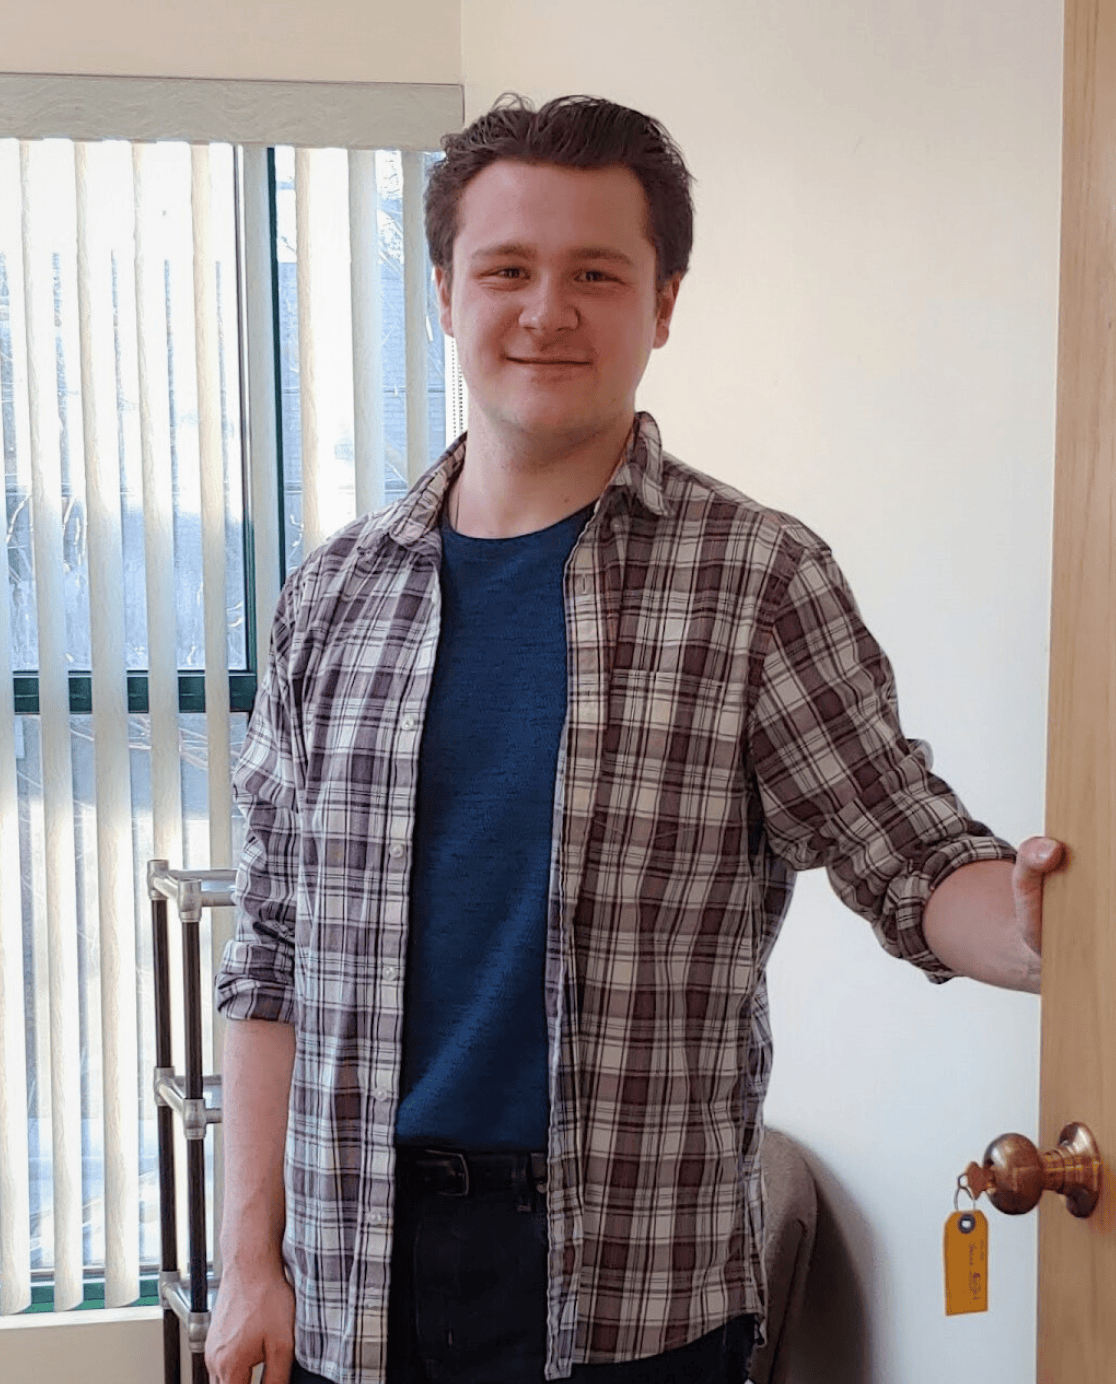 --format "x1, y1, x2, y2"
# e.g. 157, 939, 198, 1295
215, 577, 302, 1022
750, 540, 1015, 982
